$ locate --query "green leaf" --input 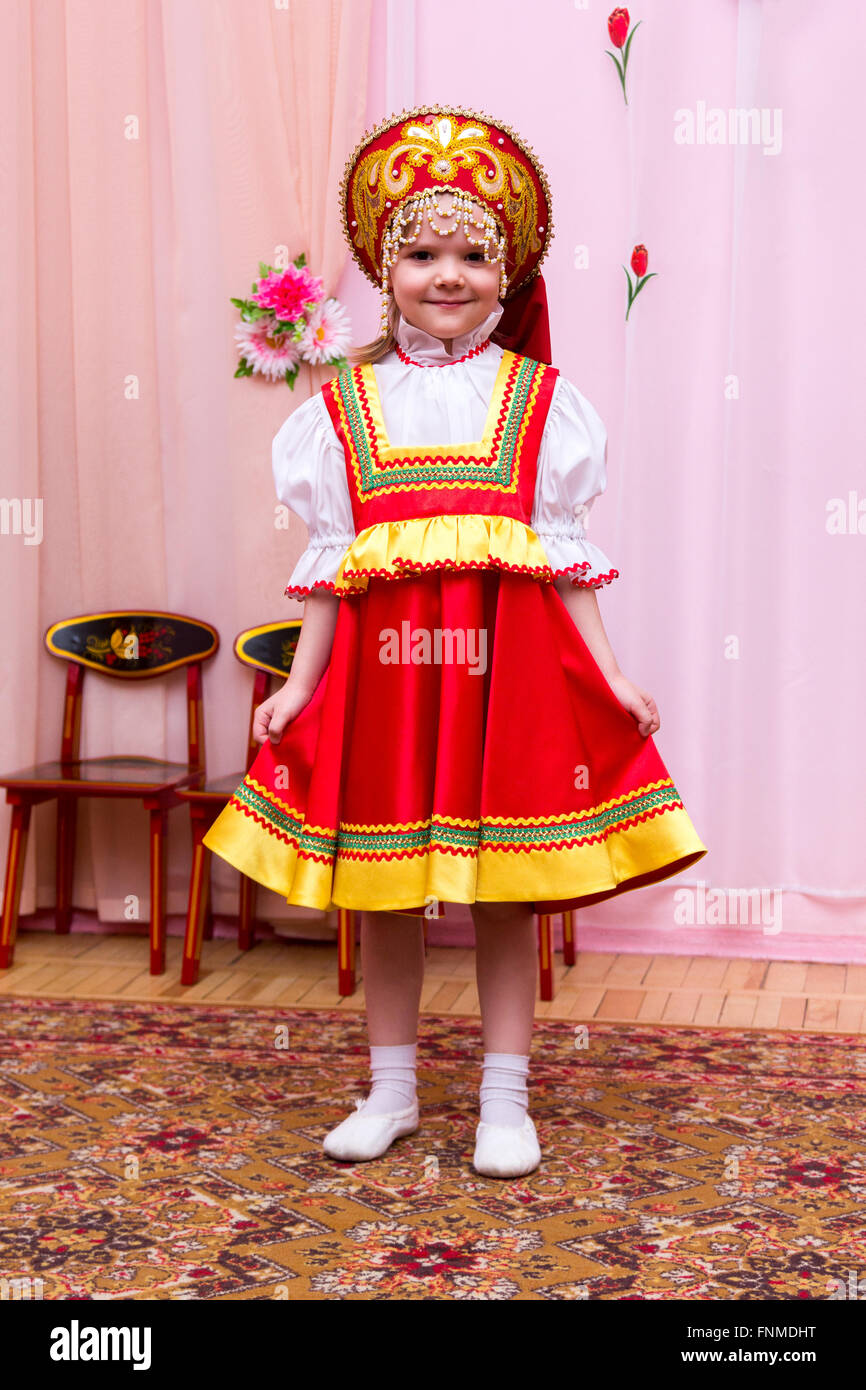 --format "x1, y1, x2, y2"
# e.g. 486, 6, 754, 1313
631, 273, 658, 306
622, 19, 643, 67
605, 50, 628, 101
293, 252, 307, 268
285, 365, 299, 390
